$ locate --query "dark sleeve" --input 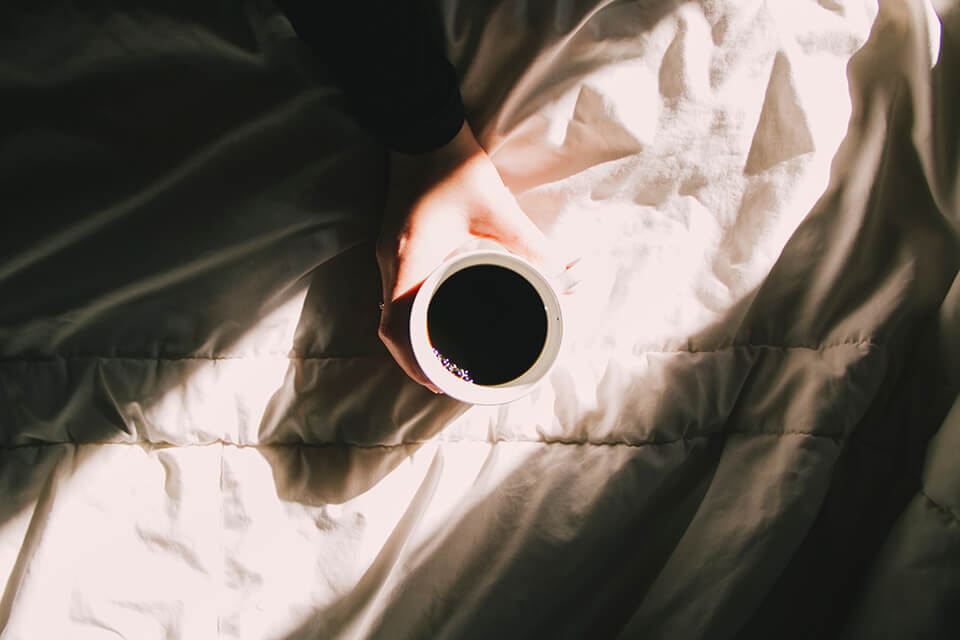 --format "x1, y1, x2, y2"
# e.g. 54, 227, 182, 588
276, 1, 465, 153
